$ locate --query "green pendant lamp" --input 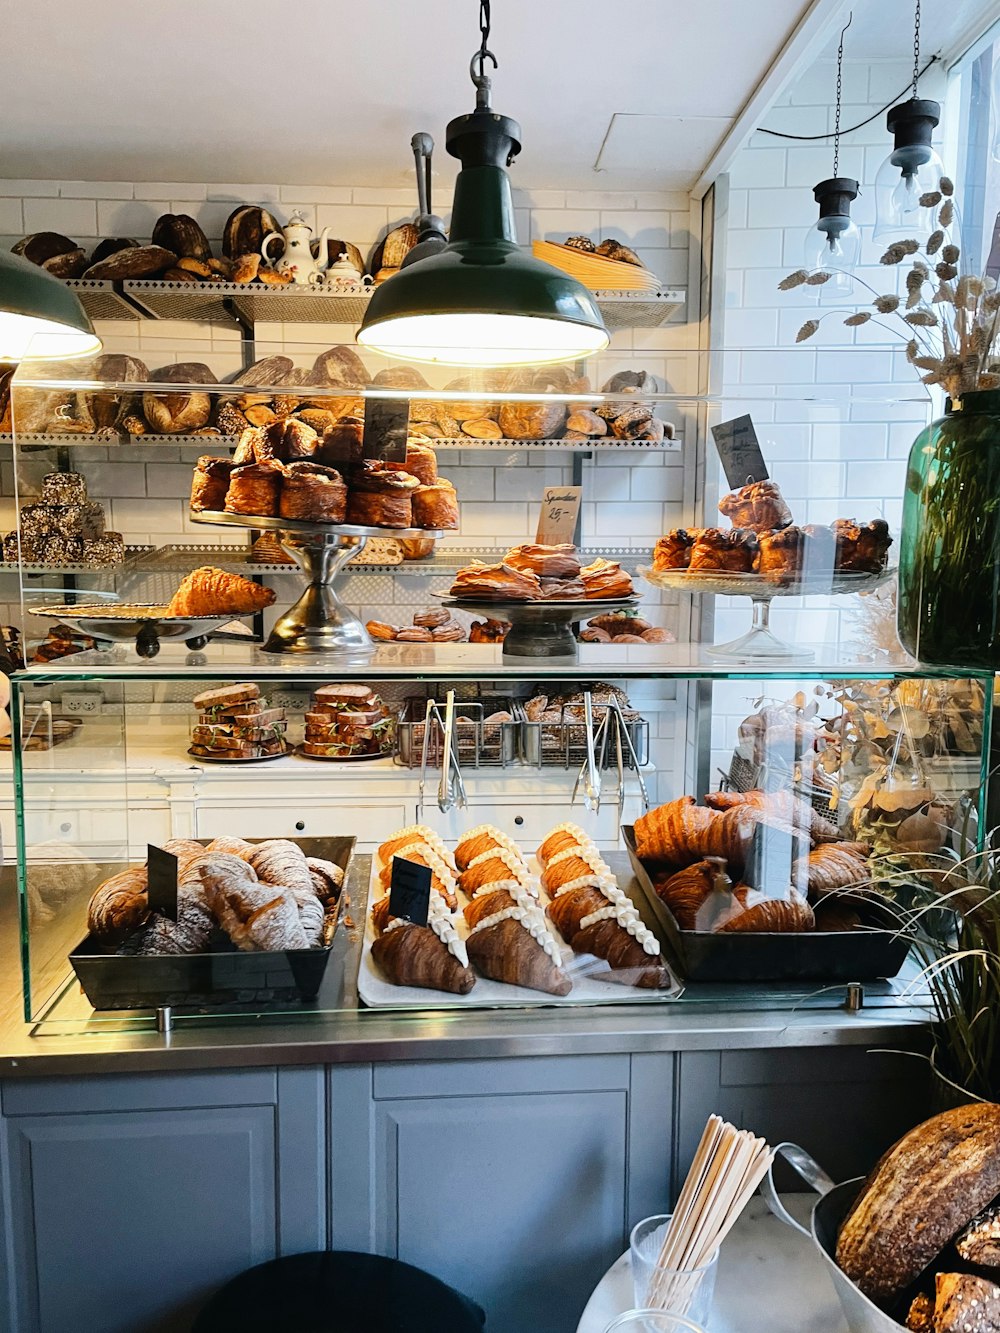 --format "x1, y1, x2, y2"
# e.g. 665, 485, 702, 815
0, 249, 100, 361
357, 1, 609, 368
